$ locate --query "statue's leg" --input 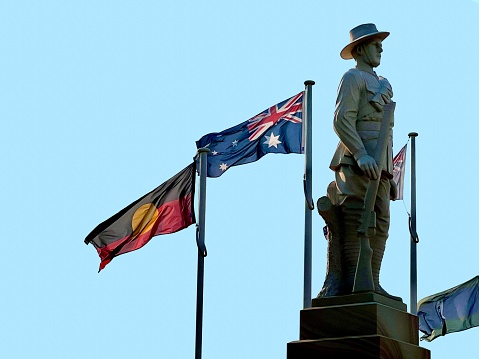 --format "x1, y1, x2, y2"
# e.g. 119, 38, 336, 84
371, 179, 402, 301
370, 235, 387, 292
370, 235, 401, 300
333, 166, 368, 295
